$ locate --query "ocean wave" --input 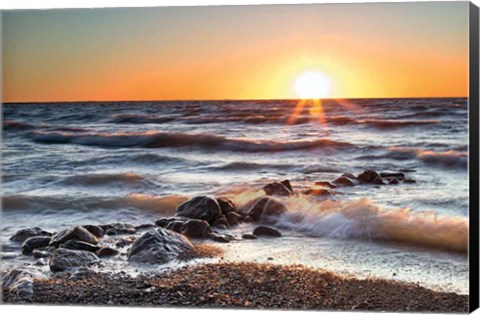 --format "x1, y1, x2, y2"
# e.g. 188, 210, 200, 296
57, 173, 155, 188
110, 113, 176, 124
4, 120, 88, 132
387, 147, 467, 169
327, 117, 439, 129
3, 194, 187, 214
31, 130, 352, 152
273, 196, 468, 253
